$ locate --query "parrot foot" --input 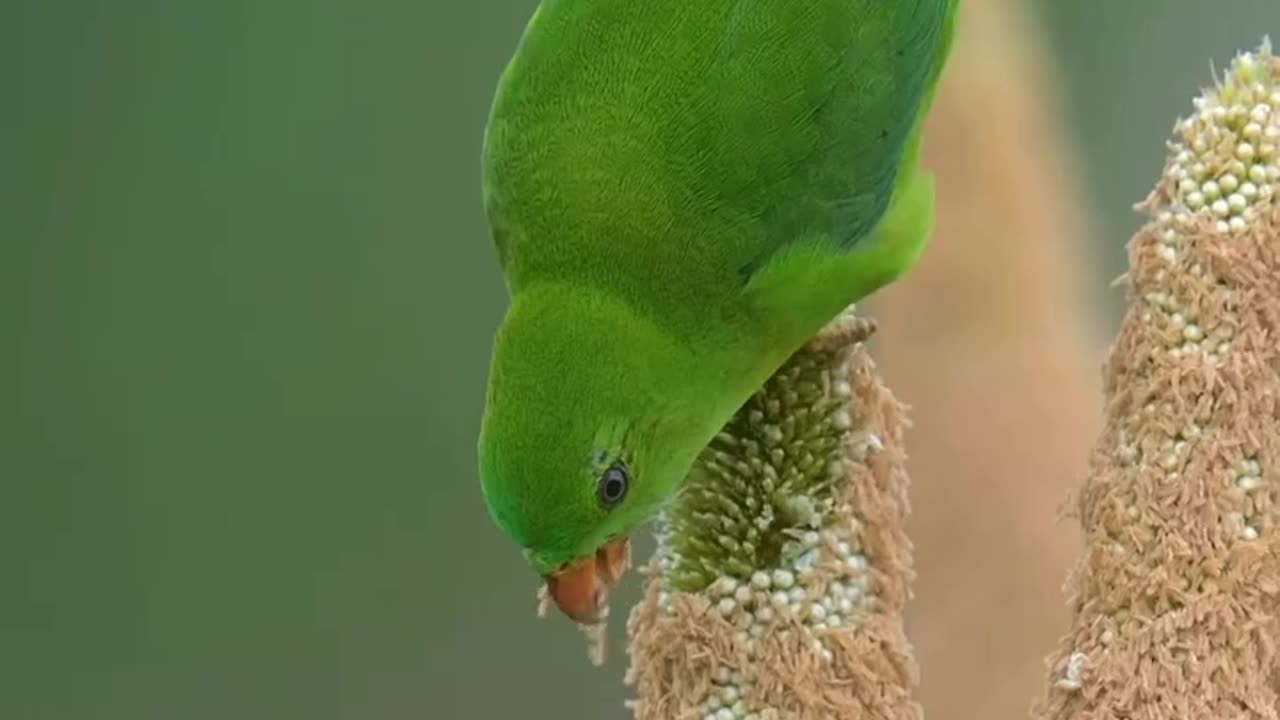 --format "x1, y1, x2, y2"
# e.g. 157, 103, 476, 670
807, 306, 877, 353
